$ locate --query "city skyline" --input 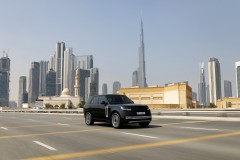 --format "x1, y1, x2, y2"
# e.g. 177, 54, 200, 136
1, 1, 240, 101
